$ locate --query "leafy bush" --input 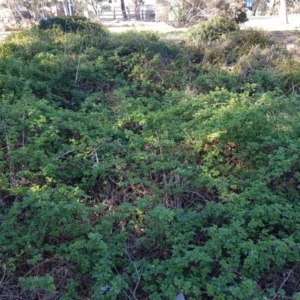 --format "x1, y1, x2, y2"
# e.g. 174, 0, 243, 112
226, 28, 273, 54
276, 58, 300, 95
189, 17, 240, 43
39, 16, 108, 35
110, 30, 160, 54
194, 69, 242, 92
